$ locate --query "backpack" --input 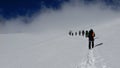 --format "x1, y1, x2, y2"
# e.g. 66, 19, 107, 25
92, 32, 95, 37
